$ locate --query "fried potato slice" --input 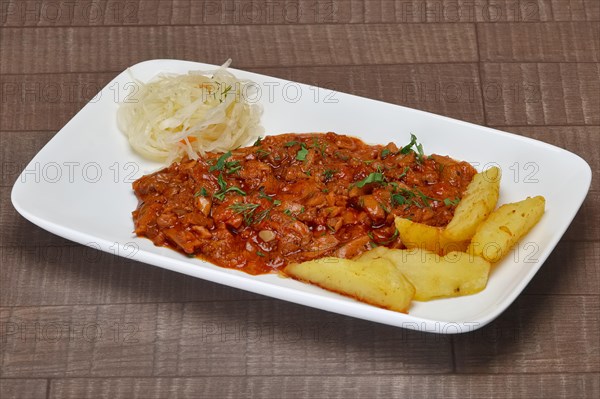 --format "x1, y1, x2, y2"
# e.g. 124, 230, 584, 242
354, 246, 391, 262
394, 217, 468, 255
467, 196, 545, 263
444, 167, 501, 241
357, 248, 490, 301
283, 257, 415, 313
